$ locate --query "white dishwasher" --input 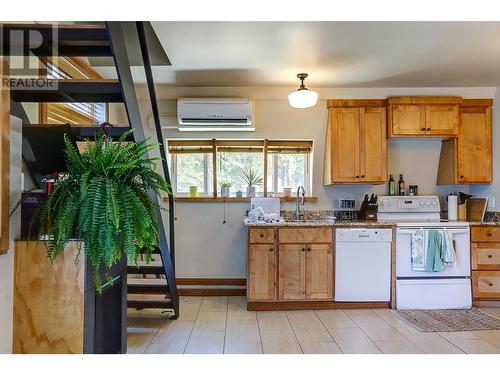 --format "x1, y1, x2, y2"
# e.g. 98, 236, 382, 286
335, 228, 392, 302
